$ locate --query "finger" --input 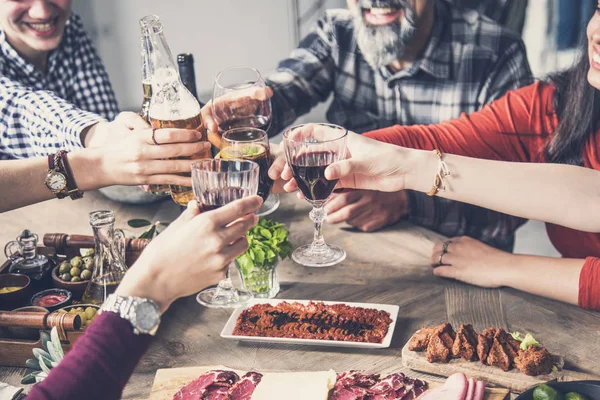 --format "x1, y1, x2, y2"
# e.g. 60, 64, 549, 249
145, 128, 203, 145
221, 236, 250, 262
208, 196, 263, 227
432, 241, 444, 256
144, 174, 192, 187
327, 198, 368, 224
430, 251, 456, 267
139, 185, 151, 192
222, 213, 259, 243
135, 159, 196, 176
325, 159, 366, 181
281, 164, 294, 181
347, 212, 387, 232
324, 191, 361, 215
143, 141, 211, 160
117, 112, 150, 130
207, 130, 222, 149
167, 201, 199, 231
268, 154, 287, 180
283, 179, 299, 193
433, 266, 457, 280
